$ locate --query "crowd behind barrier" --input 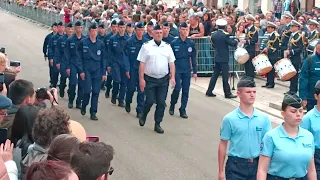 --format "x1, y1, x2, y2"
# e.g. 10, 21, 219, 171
0, 1, 310, 76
